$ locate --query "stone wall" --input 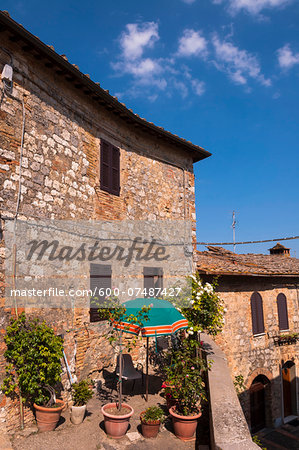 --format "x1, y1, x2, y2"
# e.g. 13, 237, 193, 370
0, 31, 197, 433
203, 274, 299, 429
